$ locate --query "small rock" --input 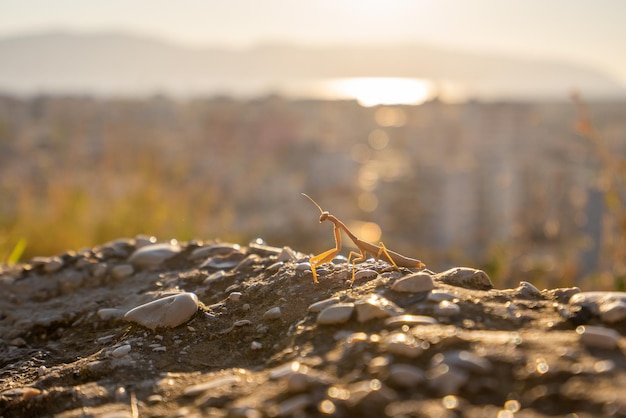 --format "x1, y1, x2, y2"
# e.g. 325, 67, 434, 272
263, 306, 283, 321
229, 292, 243, 302
123, 292, 199, 330
277, 394, 311, 417
514, 281, 542, 299
434, 300, 461, 317
384, 314, 438, 328
308, 297, 341, 313
110, 264, 134, 280
296, 262, 311, 271
355, 294, 404, 323
97, 308, 124, 321
183, 376, 241, 397
576, 325, 621, 350
433, 350, 492, 374
354, 269, 379, 281
57, 270, 85, 293
427, 290, 457, 302
383, 332, 424, 358
599, 301, 626, 323
433, 267, 493, 290
201, 251, 247, 269
250, 341, 263, 350
391, 272, 434, 293
111, 344, 131, 358
317, 303, 355, 325
267, 261, 284, 272
388, 364, 425, 388
277, 246, 297, 262
128, 243, 181, 269
570, 291, 626, 323
43, 256, 64, 274
427, 364, 469, 395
